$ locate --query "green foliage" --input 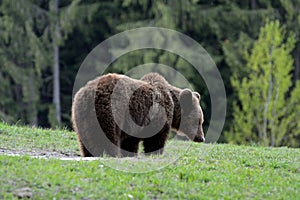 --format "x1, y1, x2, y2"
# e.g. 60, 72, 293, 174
0, 0, 47, 125
227, 20, 299, 147
285, 81, 300, 146
0, 0, 98, 127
